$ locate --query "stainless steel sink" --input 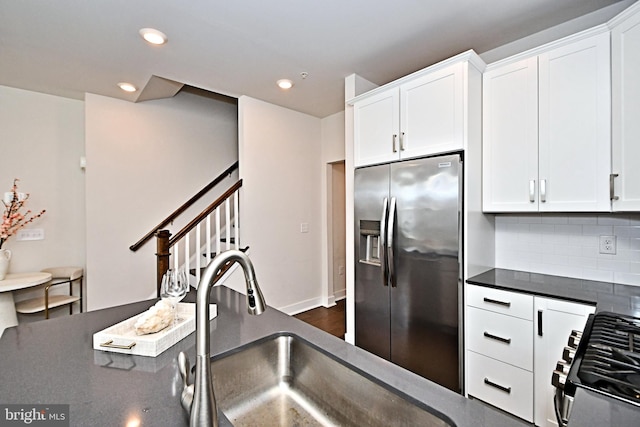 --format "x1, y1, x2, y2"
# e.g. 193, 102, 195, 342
210, 333, 455, 426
